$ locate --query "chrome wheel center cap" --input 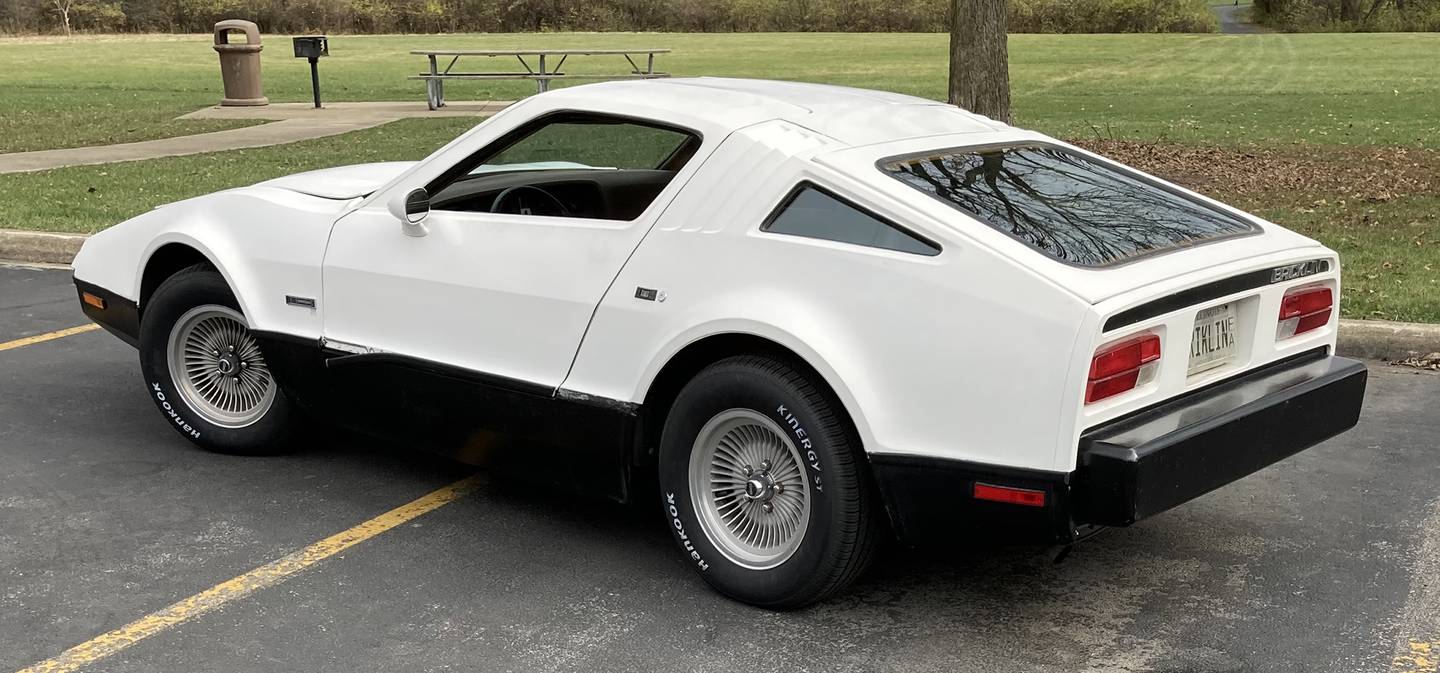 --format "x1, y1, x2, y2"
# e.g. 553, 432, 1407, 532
216, 355, 238, 376
743, 473, 775, 502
